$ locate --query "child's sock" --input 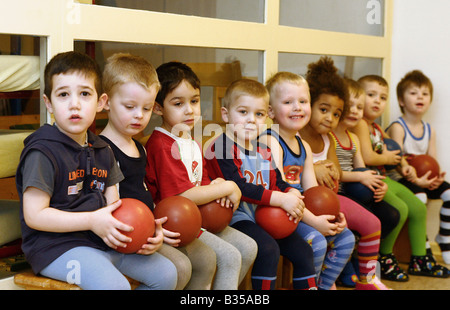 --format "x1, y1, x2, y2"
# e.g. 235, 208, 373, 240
437, 200, 450, 264
252, 277, 276, 290
293, 276, 317, 290
435, 234, 450, 264
357, 231, 381, 279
